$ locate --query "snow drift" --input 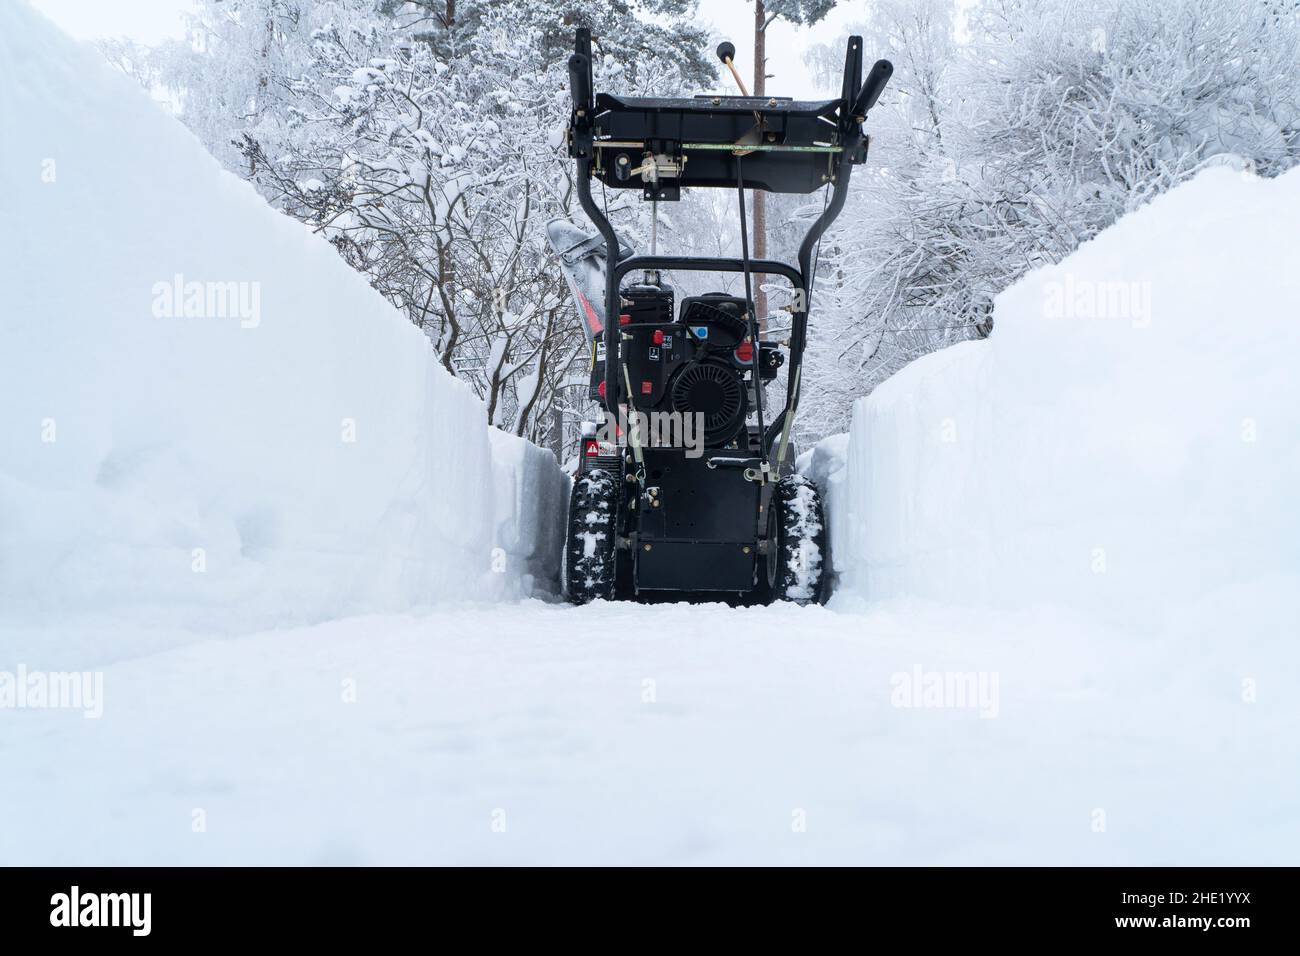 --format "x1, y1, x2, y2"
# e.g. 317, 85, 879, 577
827, 165, 1300, 621
0, 1, 564, 631
487, 428, 568, 598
